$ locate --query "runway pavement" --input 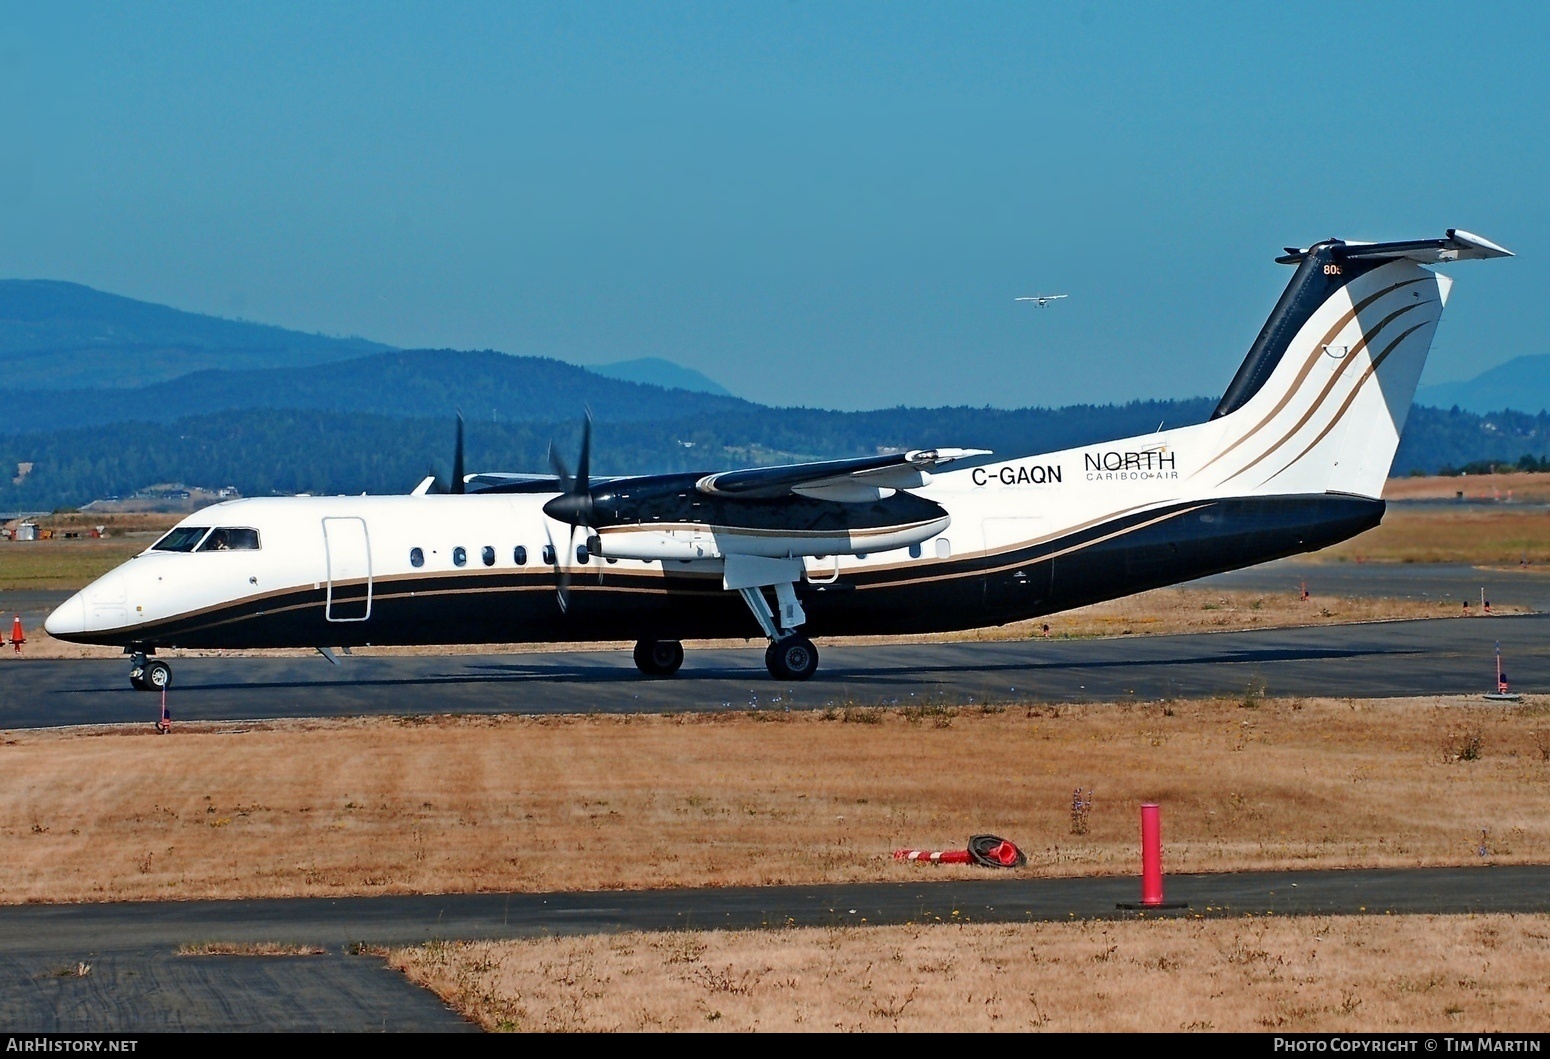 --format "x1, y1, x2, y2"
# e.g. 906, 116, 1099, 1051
1, 612, 1542, 730
6, 559, 1546, 732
